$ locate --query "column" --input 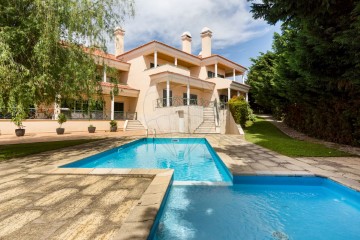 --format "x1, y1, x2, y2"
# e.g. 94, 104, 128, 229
187, 82, 190, 106
103, 65, 107, 82
227, 88, 231, 102
237, 91, 240, 97
246, 92, 249, 102
242, 74, 244, 84
53, 94, 61, 120
215, 63, 218, 77
111, 93, 114, 120
233, 69, 236, 81
166, 78, 170, 107
154, 50, 158, 68
174, 57, 177, 66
